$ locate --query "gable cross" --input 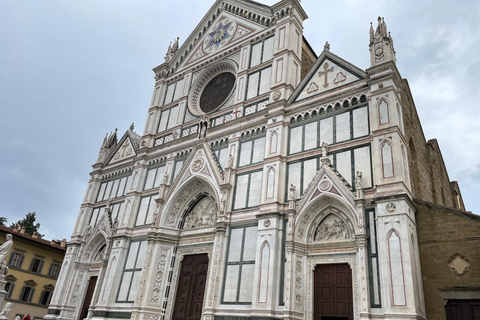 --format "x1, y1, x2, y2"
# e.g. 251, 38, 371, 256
120, 139, 130, 157
318, 62, 334, 88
